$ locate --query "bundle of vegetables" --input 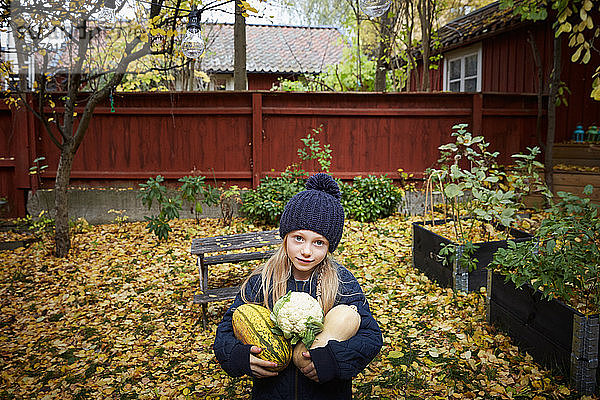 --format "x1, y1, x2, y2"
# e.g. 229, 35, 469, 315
232, 303, 292, 372
292, 304, 361, 369
270, 291, 324, 347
